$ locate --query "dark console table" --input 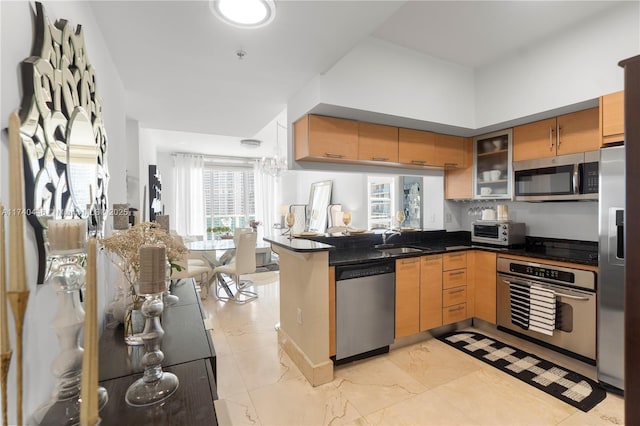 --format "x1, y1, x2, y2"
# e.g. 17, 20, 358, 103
98, 279, 217, 424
